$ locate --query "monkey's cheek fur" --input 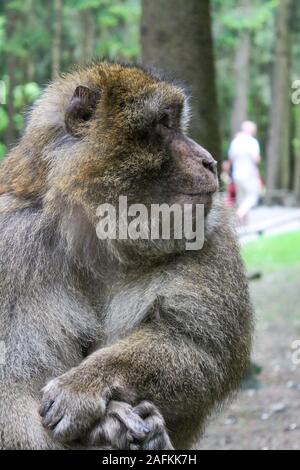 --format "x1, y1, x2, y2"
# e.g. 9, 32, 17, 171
39, 377, 106, 443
